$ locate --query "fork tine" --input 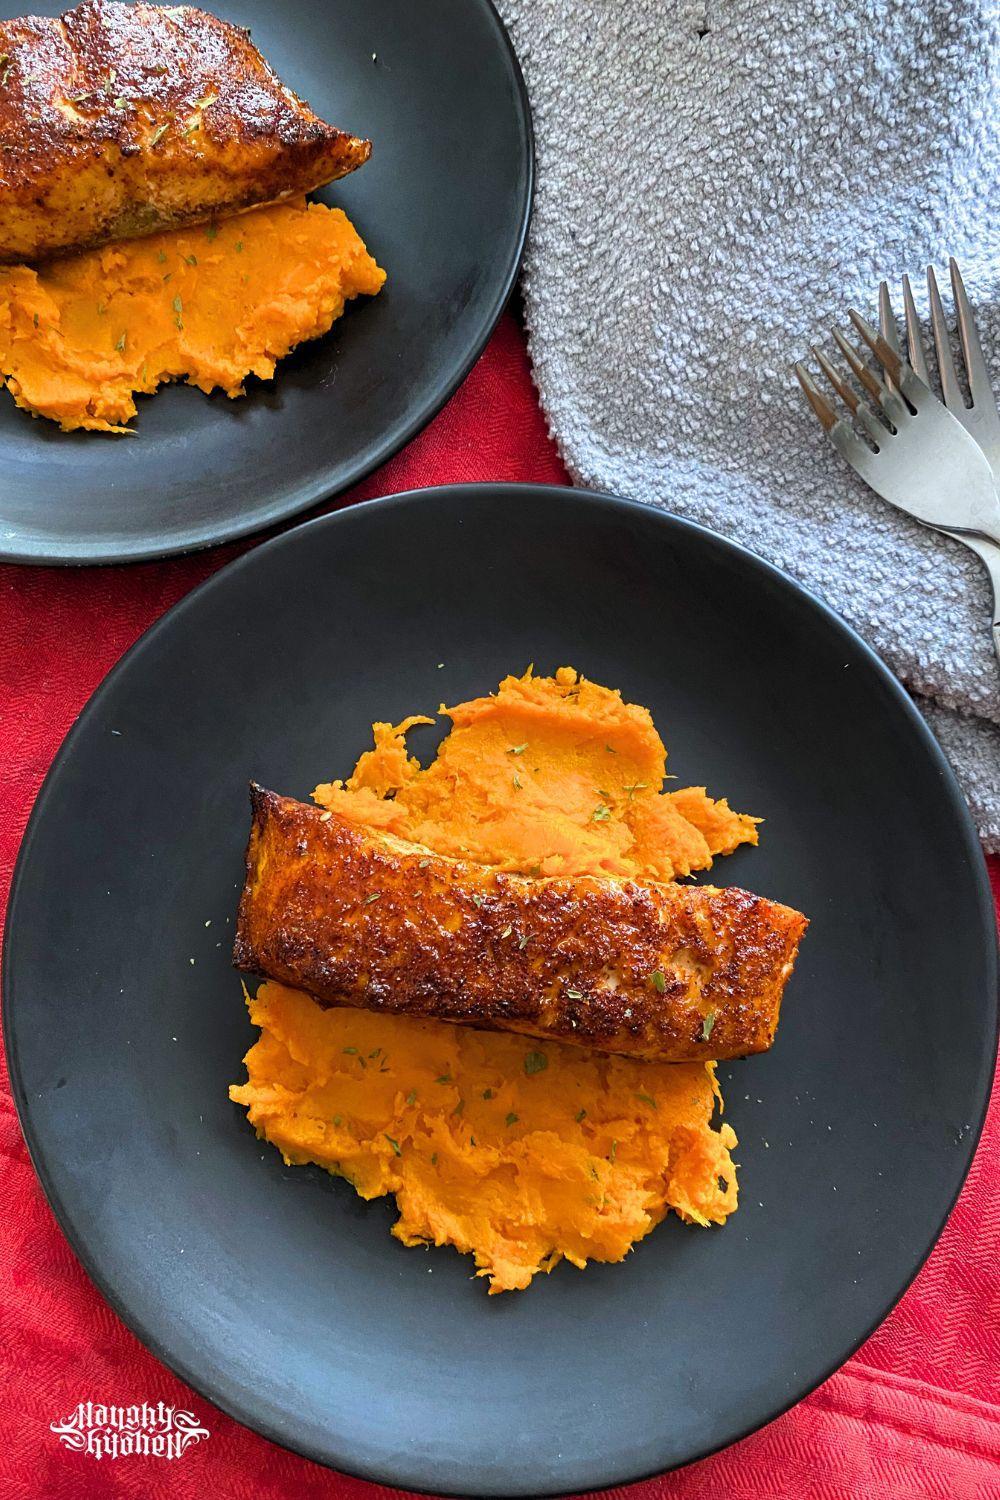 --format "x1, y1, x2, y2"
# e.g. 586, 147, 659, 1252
812, 345, 860, 413
950, 258, 994, 409
878, 282, 900, 395
847, 309, 905, 383
794, 362, 837, 432
927, 265, 964, 409
901, 274, 930, 384
832, 327, 891, 406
